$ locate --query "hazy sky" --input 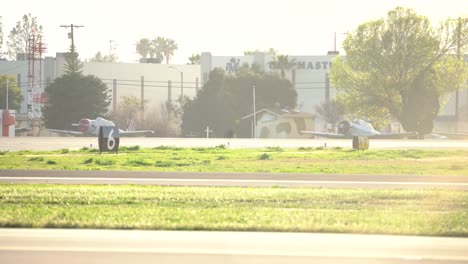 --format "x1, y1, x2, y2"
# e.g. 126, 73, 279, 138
3, 0, 467, 64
